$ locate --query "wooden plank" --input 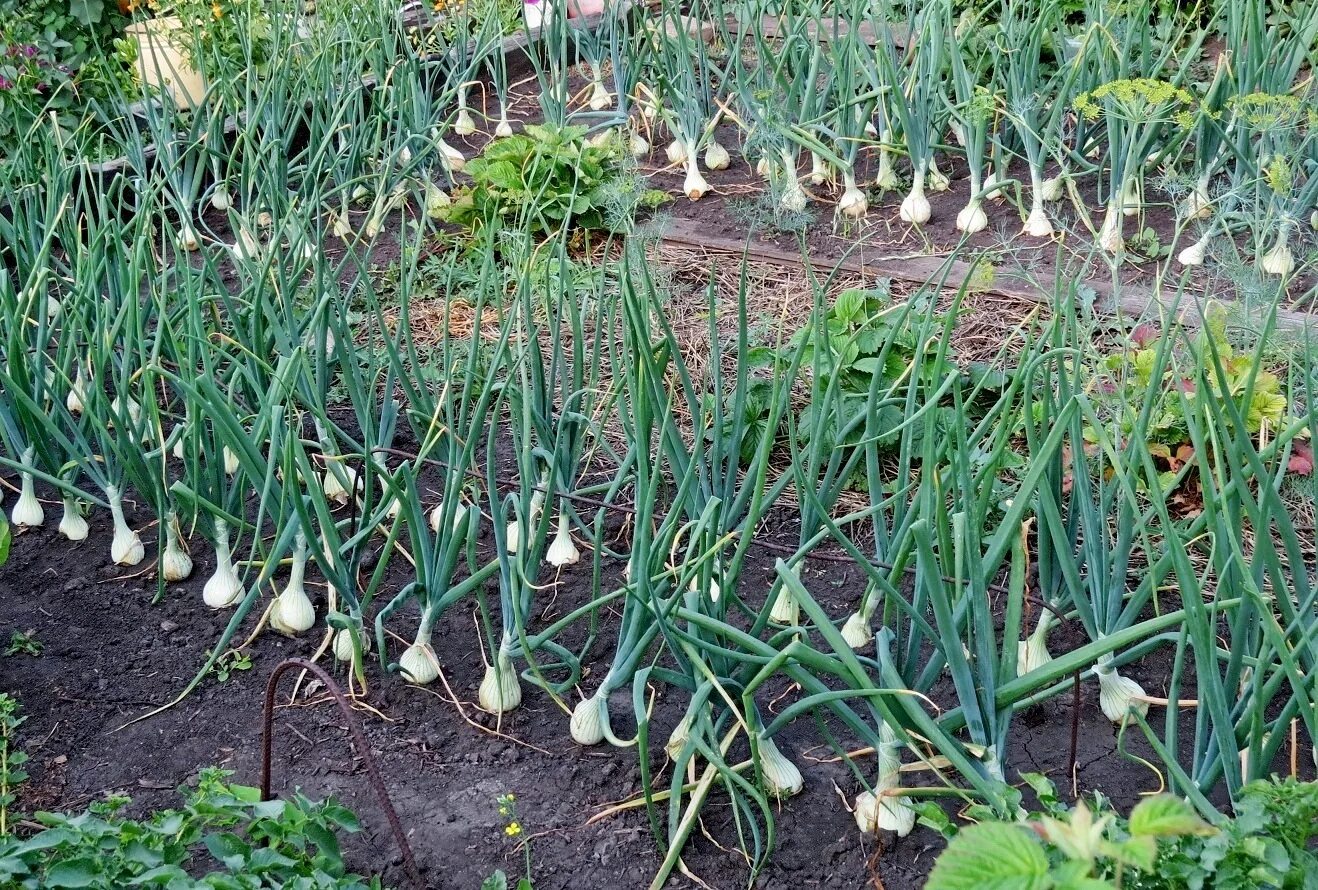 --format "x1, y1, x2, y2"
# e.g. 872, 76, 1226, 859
656, 216, 1317, 333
